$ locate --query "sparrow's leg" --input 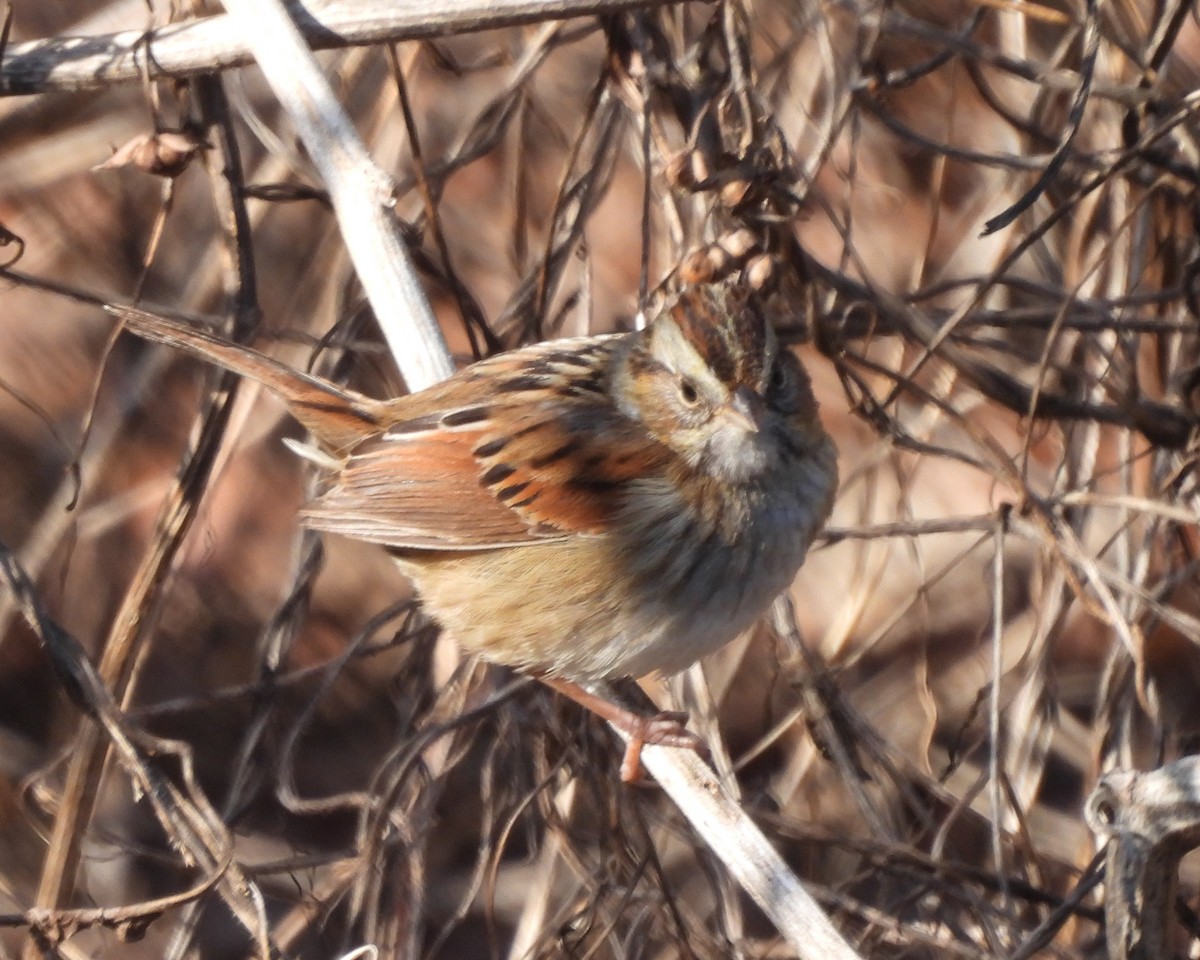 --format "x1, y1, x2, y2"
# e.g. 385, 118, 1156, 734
538, 675, 709, 781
